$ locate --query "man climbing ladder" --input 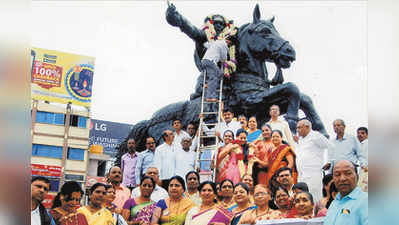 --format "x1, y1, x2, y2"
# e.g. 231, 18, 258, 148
195, 37, 235, 182
202, 38, 233, 102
